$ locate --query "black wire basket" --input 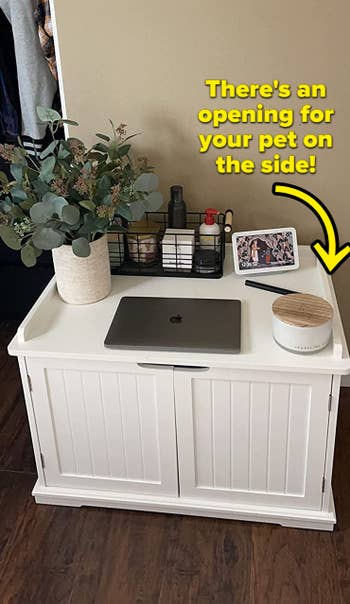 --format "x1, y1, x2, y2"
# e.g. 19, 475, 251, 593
107, 212, 226, 279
